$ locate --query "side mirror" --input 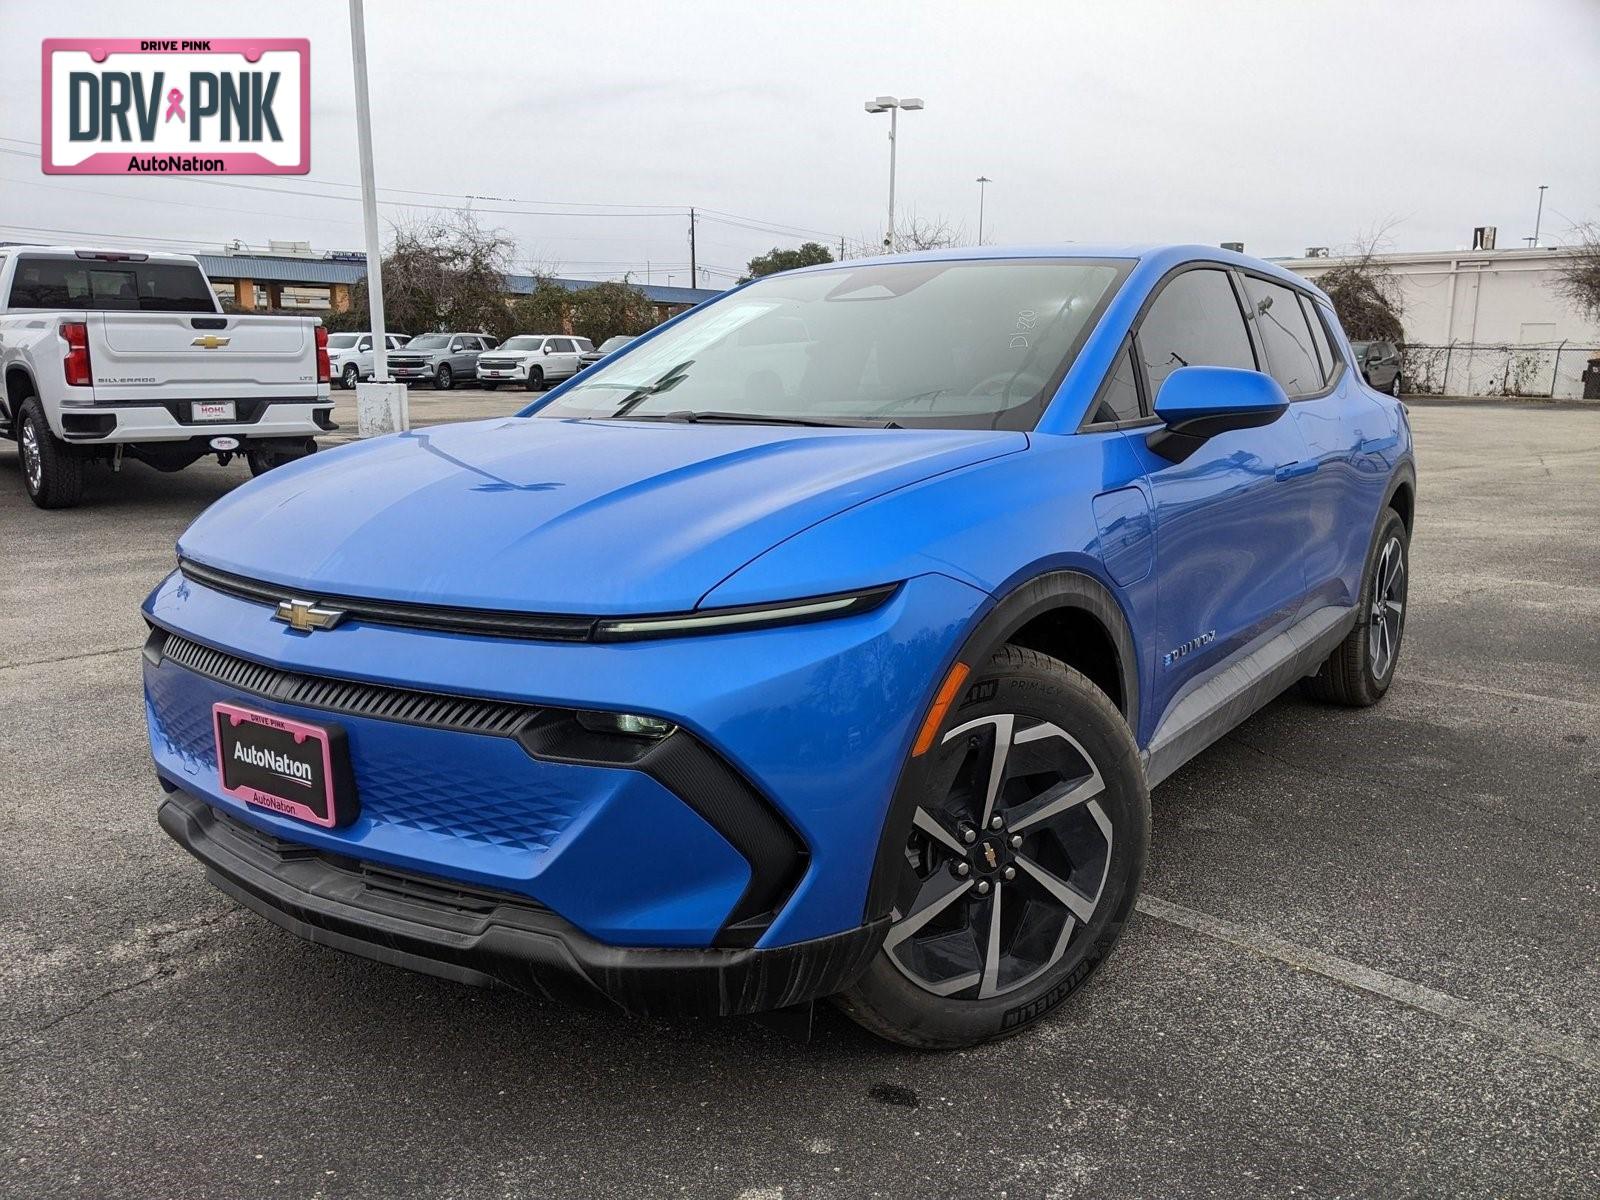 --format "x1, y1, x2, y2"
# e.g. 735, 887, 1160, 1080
1147, 366, 1289, 463
542, 344, 553, 354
